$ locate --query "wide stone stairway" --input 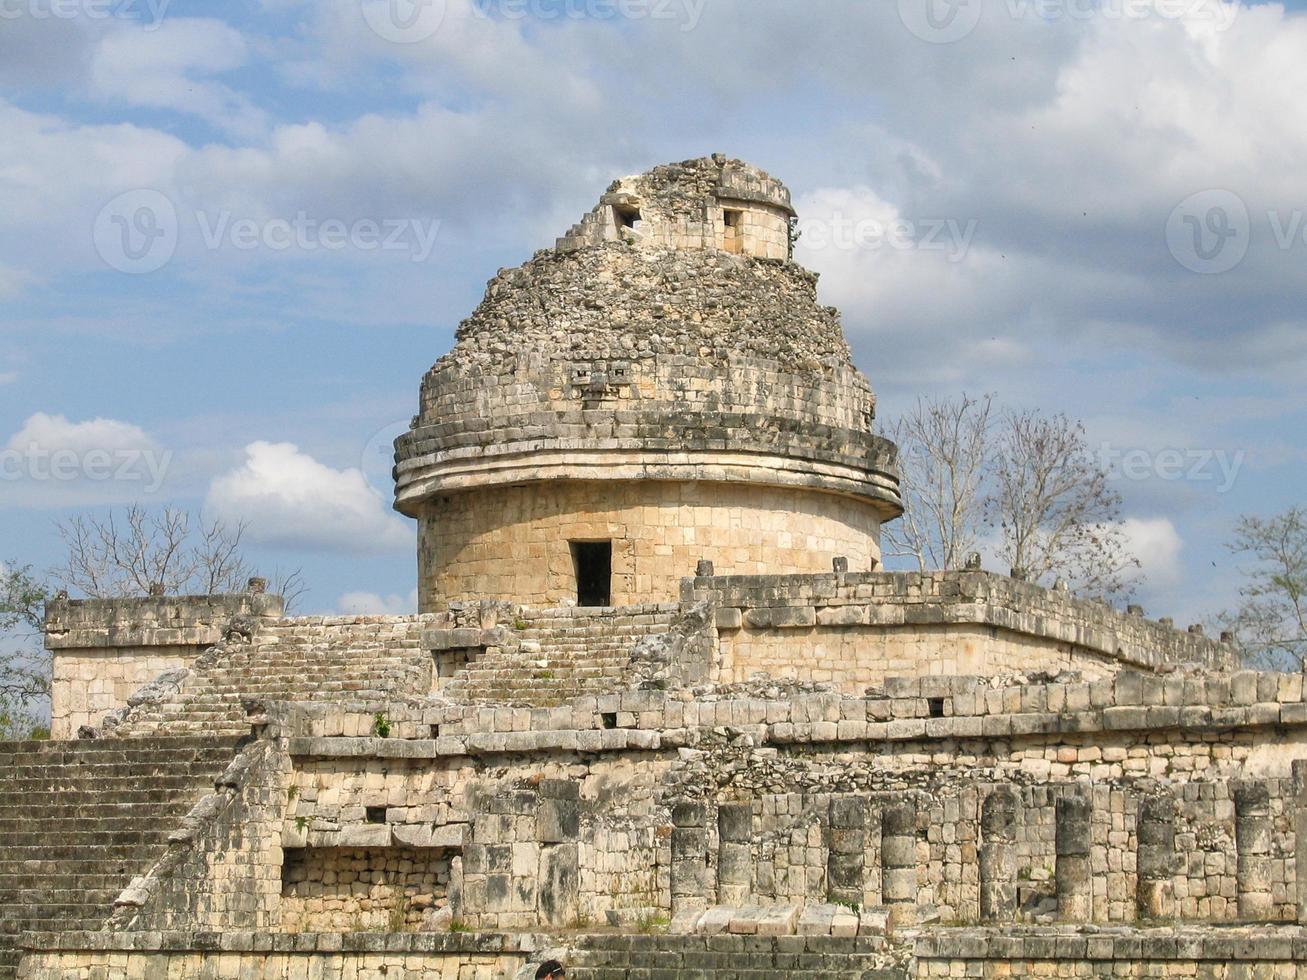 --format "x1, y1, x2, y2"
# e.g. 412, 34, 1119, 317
562, 933, 905, 980
0, 736, 243, 980
442, 604, 678, 705
115, 617, 434, 737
